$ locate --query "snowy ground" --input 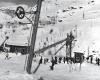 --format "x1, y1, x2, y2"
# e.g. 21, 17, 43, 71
33, 62, 100, 80
0, 54, 100, 80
